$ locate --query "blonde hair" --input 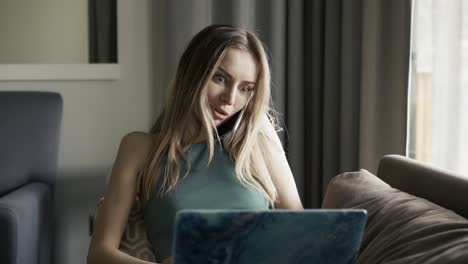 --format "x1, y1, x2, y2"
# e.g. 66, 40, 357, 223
139, 24, 279, 208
